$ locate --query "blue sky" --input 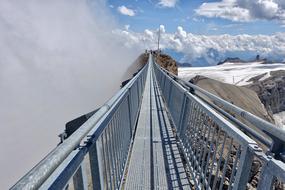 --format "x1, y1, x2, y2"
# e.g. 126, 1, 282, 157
108, 0, 284, 35
107, 0, 285, 65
